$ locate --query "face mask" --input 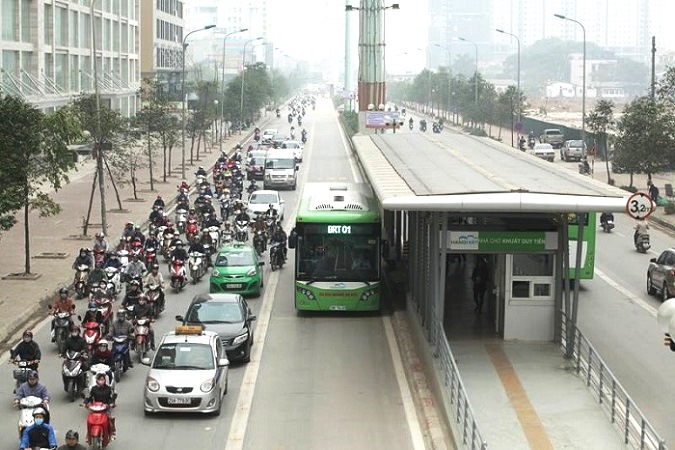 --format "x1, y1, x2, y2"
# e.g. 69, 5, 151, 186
34, 418, 44, 426
71, 333, 79, 337
23, 337, 31, 343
